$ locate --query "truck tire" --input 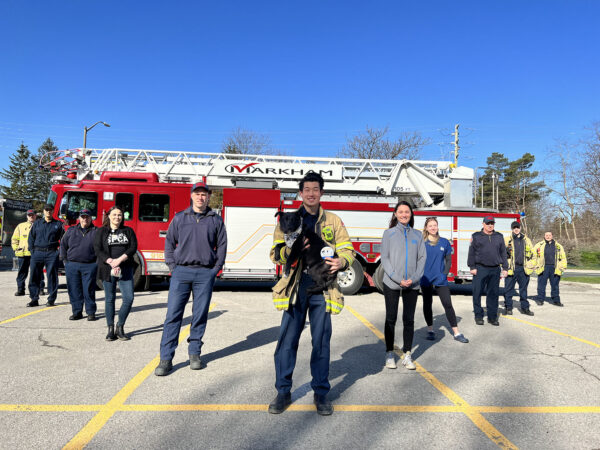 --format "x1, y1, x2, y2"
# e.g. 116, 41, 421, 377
373, 264, 385, 294
337, 259, 365, 296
